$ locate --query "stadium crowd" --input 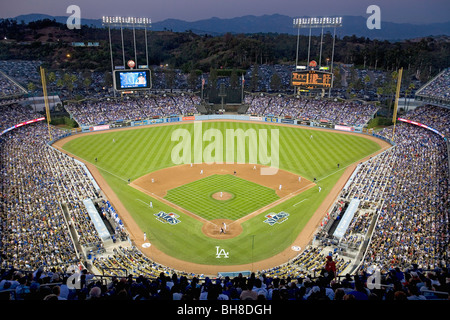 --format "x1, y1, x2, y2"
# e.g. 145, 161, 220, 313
245, 95, 378, 126
0, 72, 25, 97
258, 104, 449, 294
0, 96, 449, 301
401, 104, 450, 137
1, 258, 448, 301
362, 122, 448, 271
65, 94, 201, 126
0, 104, 119, 270
416, 68, 450, 102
